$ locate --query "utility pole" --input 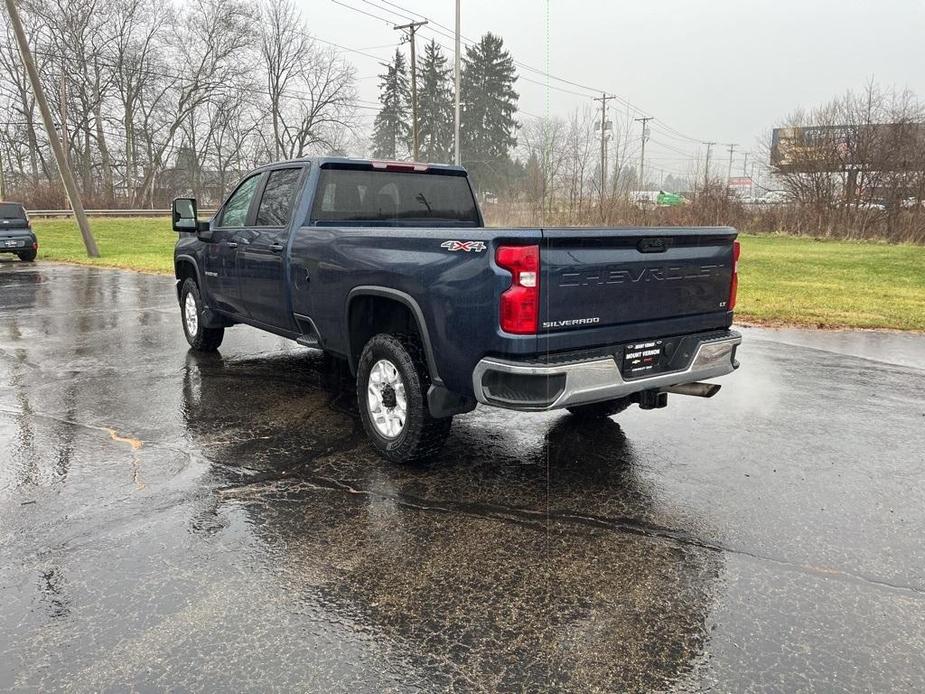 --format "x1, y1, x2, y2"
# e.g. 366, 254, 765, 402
4, 0, 98, 256
703, 141, 716, 193
394, 20, 427, 161
453, 0, 460, 165
60, 75, 70, 210
592, 93, 614, 202
726, 143, 737, 185
635, 116, 653, 190
60, 76, 68, 167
